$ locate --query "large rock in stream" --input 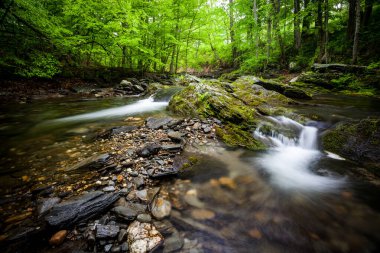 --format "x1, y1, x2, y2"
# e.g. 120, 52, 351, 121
168, 76, 295, 149
45, 191, 119, 228
322, 118, 380, 169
